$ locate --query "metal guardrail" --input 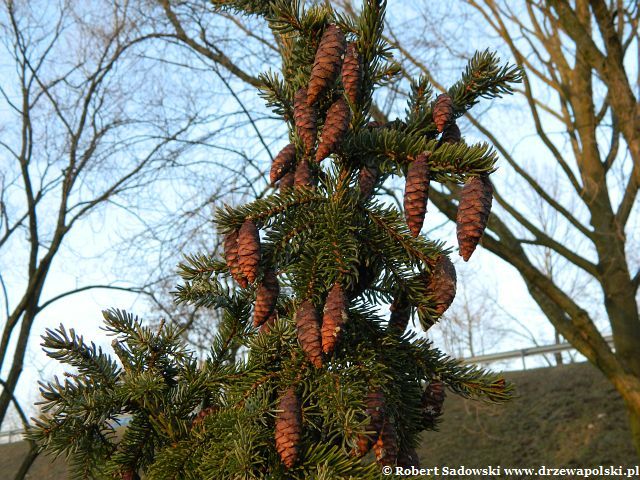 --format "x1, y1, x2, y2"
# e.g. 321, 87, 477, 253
0, 428, 24, 444
462, 335, 615, 369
